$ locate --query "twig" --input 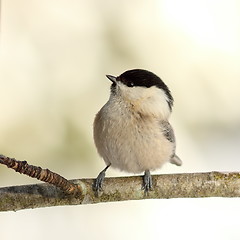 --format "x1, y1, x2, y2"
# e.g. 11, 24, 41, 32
0, 171, 240, 212
0, 154, 82, 196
